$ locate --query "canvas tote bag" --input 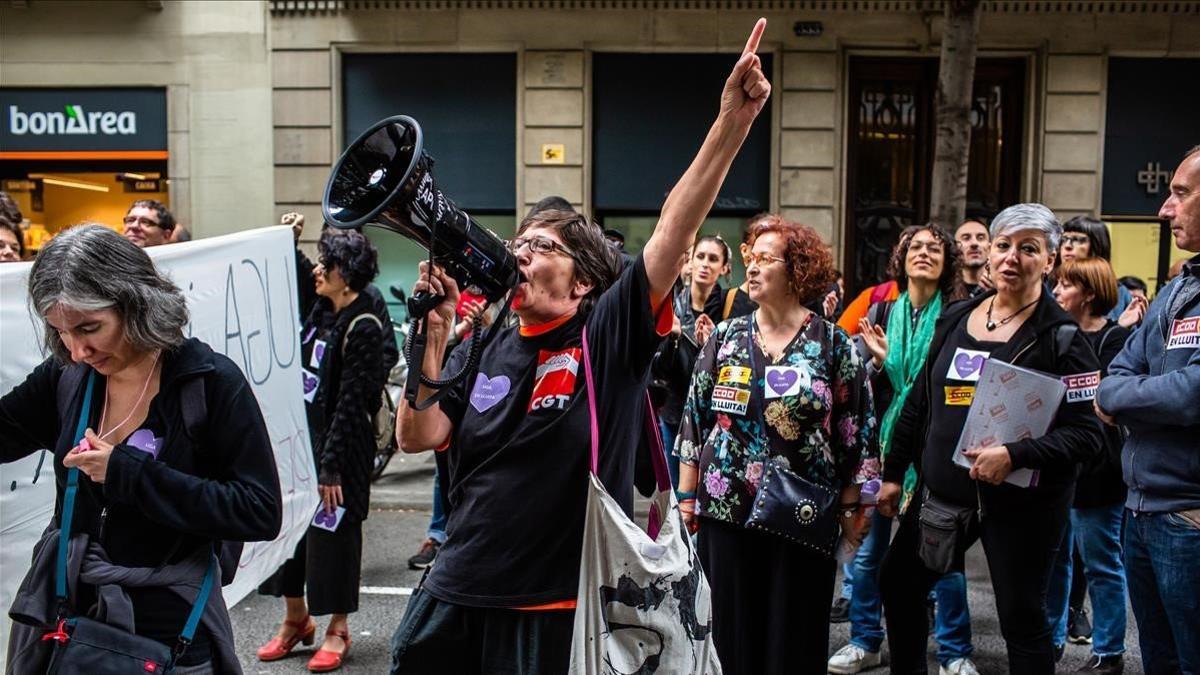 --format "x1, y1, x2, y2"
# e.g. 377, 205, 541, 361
569, 330, 722, 675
